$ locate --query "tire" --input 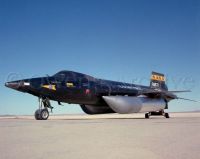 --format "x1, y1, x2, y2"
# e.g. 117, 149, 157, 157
40, 109, 49, 120
35, 109, 41, 120
165, 113, 170, 118
145, 113, 149, 119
